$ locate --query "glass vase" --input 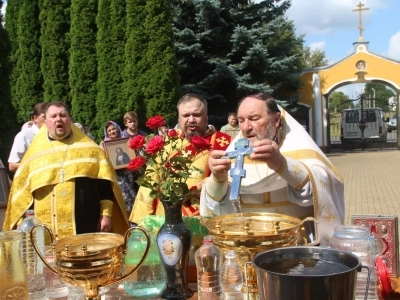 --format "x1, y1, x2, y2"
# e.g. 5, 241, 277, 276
0, 230, 29, 299
157, 198, 194, 300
